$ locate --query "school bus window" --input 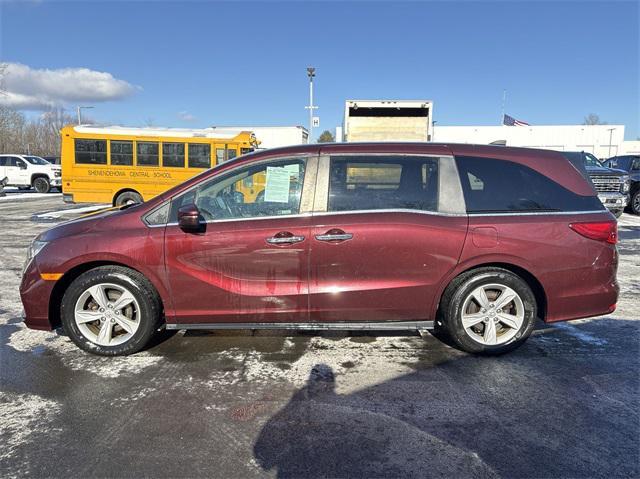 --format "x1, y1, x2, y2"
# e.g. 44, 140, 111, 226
188, 143, 210, 168
216, 148, 226, 164
111, 140, 133, 166
75, 139, 107, 165
163, 142, 185, 168
241, 148, 254, 155
137, 142, 159, 166
228, 149, 237, 160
